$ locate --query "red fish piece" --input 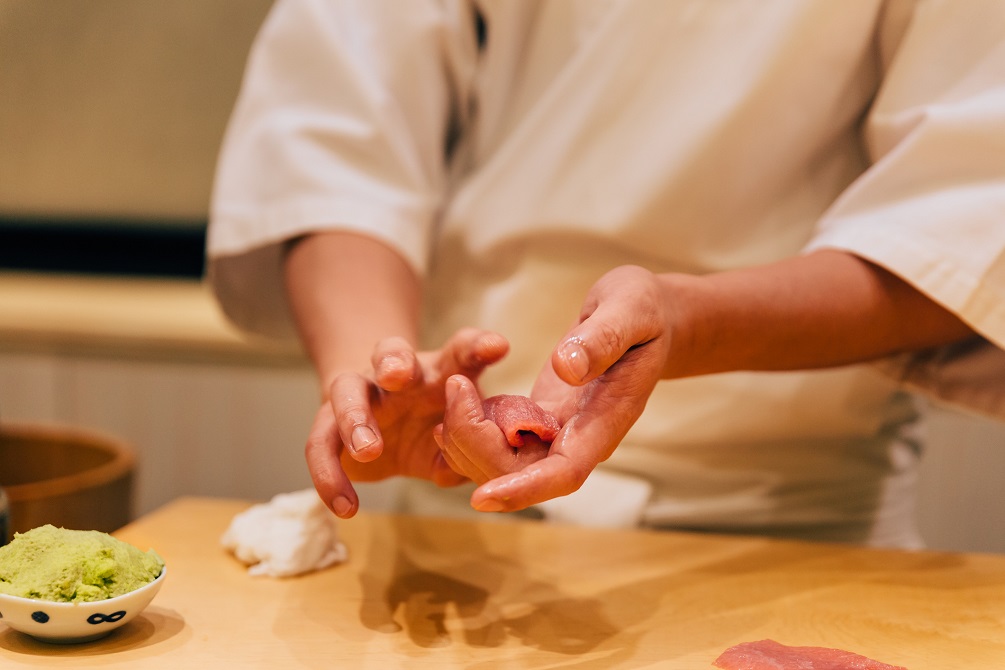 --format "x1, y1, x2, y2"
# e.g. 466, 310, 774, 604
713, 639, 908, 670
482, 394, 560, 447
